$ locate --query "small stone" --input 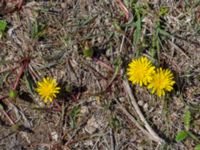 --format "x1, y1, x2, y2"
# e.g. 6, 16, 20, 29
80, 106, 89, 115
85, 126, 97, 134
138, 100, 144, 106
84, 140, 93, 146
143, 103, 148, 111
61, 3, 67, 9
51, 131, 58, 141
85, 116, 98, 134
